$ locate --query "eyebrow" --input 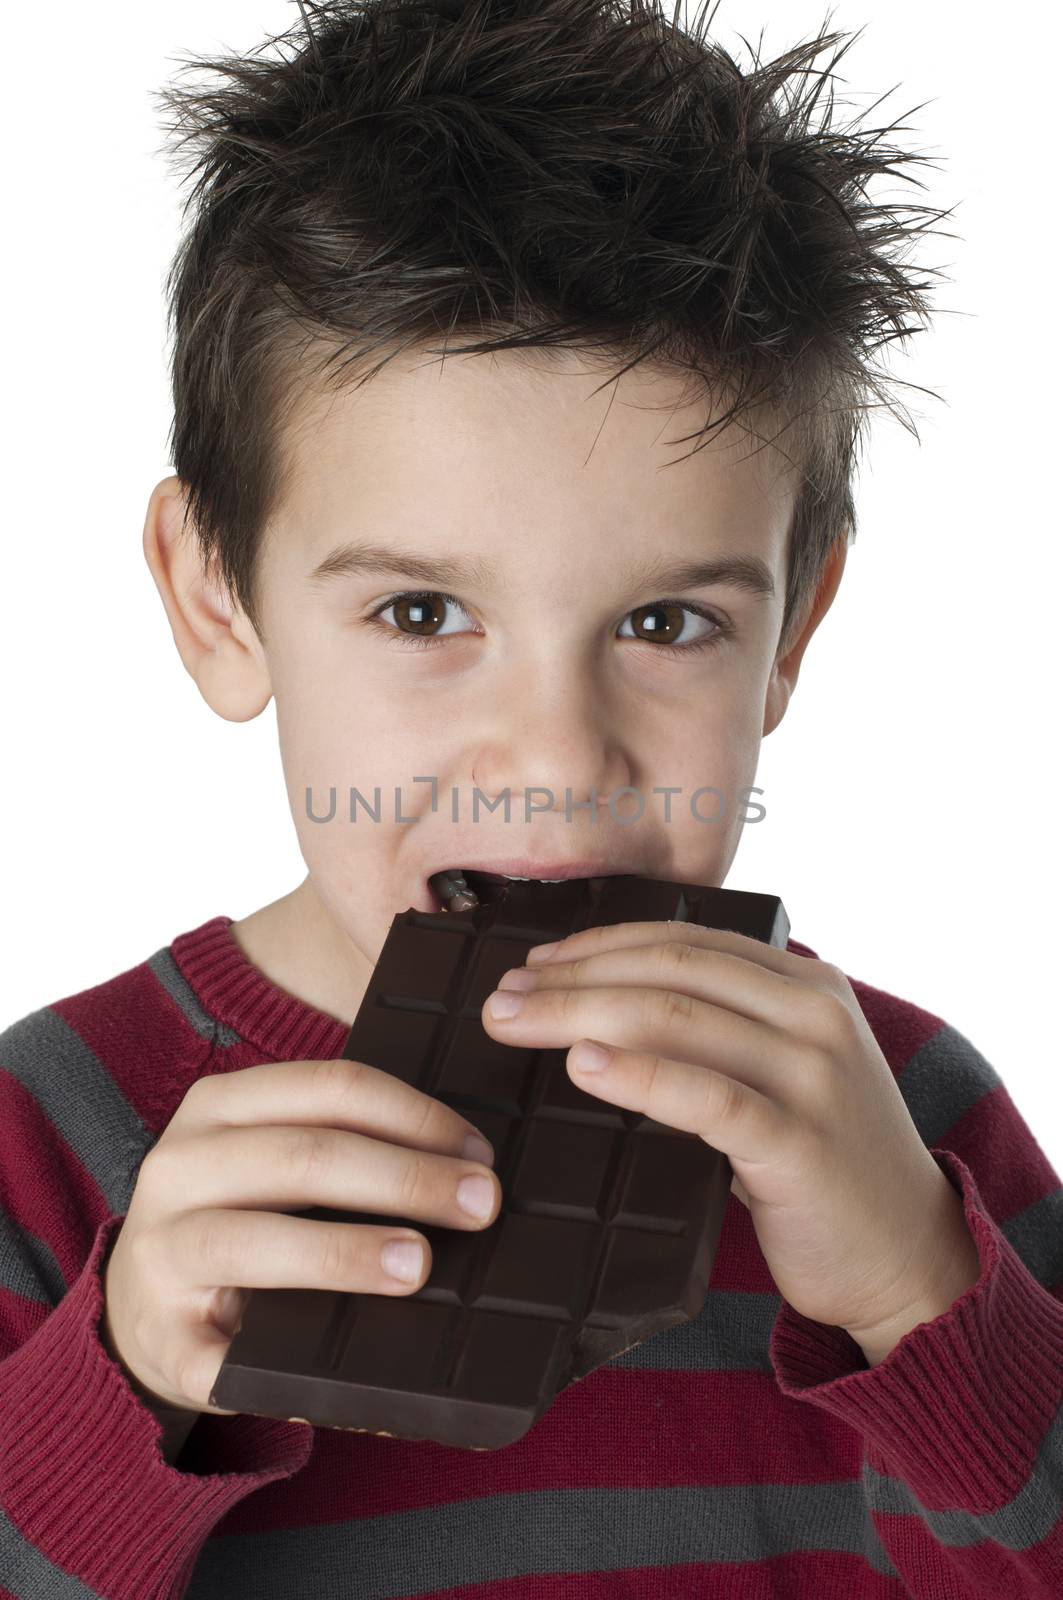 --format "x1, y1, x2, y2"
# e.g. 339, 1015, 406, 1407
307, 540, 776, 601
